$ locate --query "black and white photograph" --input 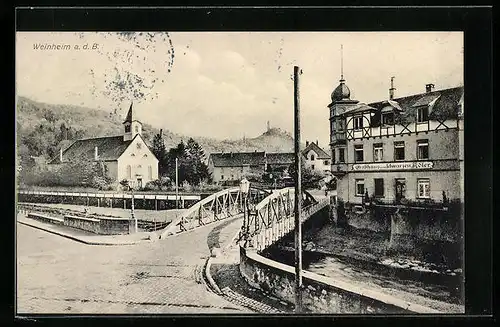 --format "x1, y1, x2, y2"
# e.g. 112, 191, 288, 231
15, 27, 467, 315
